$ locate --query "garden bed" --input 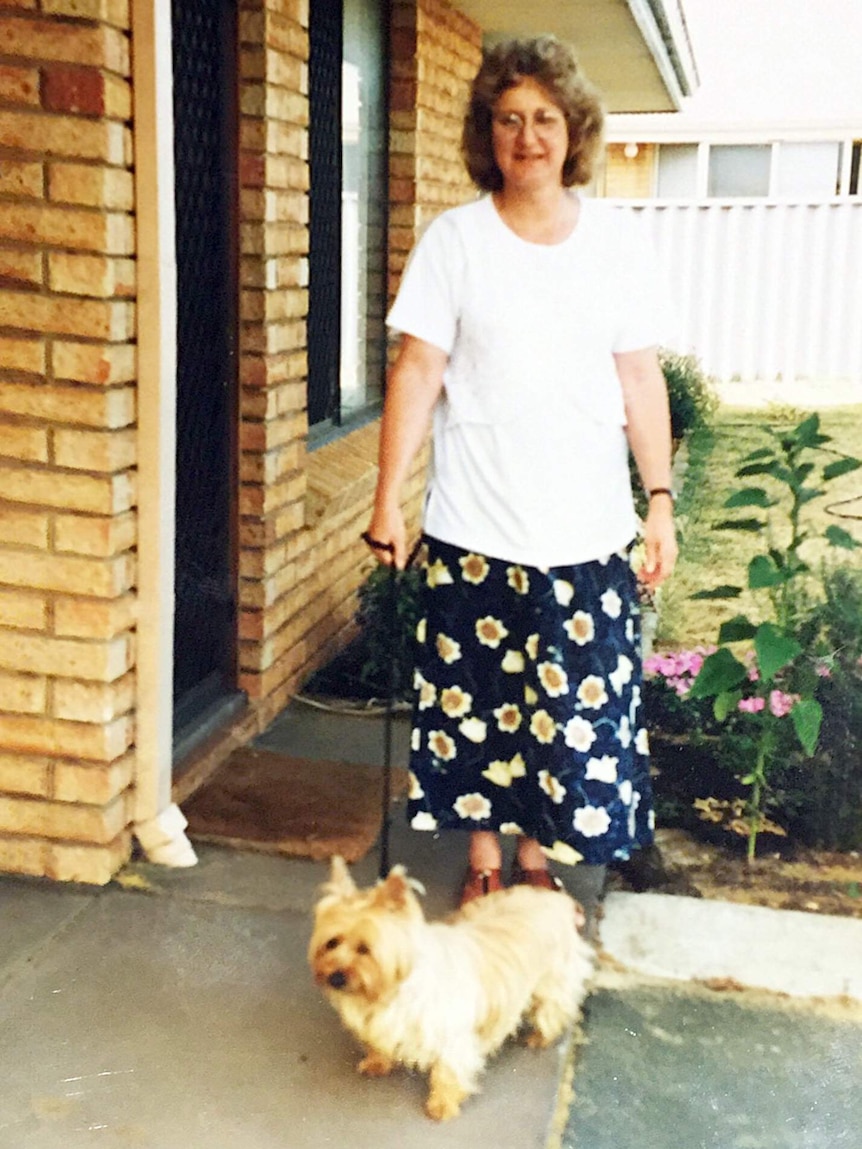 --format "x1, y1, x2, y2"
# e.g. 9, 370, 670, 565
609, 827, 862, 920
636, 401, 862, 913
